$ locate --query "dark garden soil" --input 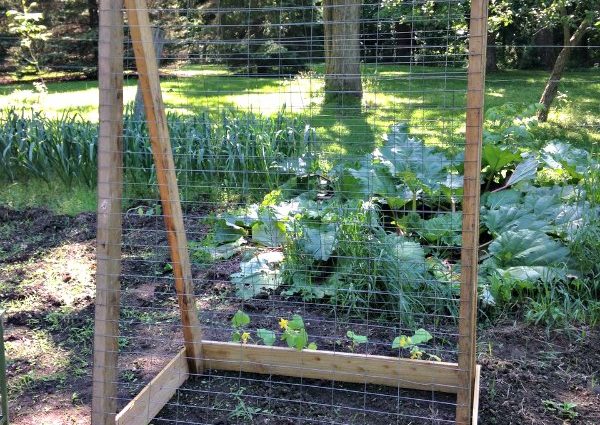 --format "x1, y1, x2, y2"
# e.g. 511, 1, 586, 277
0, 206, 598, 425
